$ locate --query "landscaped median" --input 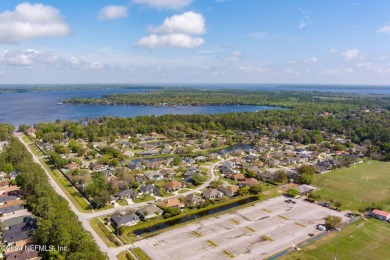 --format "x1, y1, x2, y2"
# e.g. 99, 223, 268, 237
130, 248, 152, 260
89, 218, 122, 247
